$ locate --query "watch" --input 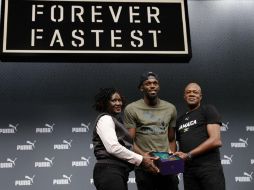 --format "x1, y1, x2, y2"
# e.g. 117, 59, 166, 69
186, 152, 192, 160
